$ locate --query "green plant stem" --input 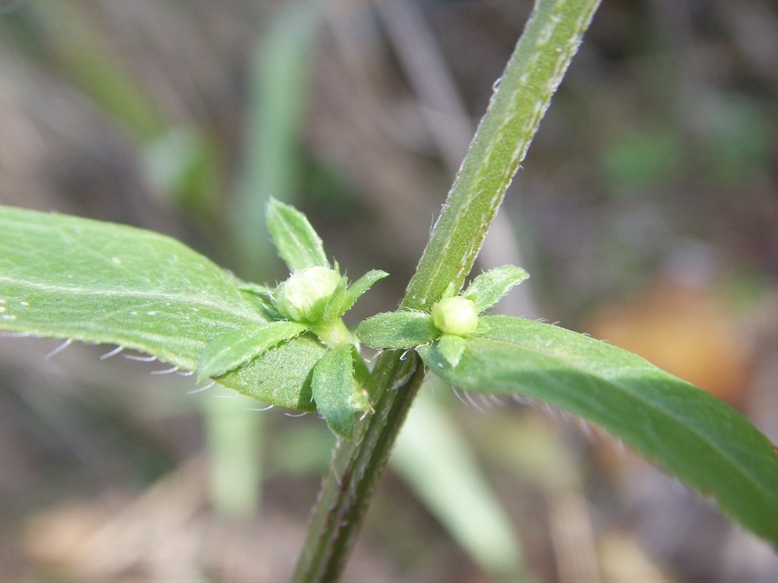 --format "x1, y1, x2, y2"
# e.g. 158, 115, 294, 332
292, 352, 425, 582
291, 1, 601, 581
404, 0, 602, 310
